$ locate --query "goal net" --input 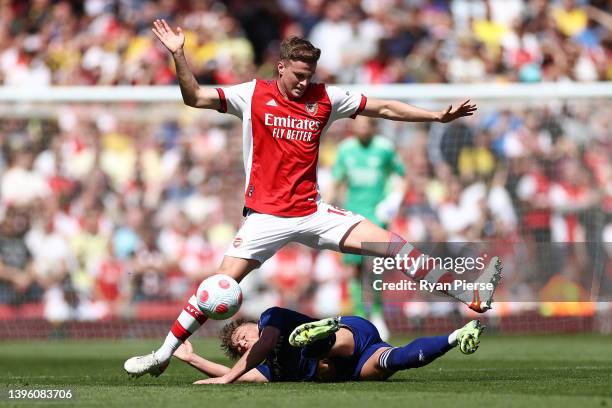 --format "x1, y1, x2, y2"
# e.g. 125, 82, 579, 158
0, 83, 610, 339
